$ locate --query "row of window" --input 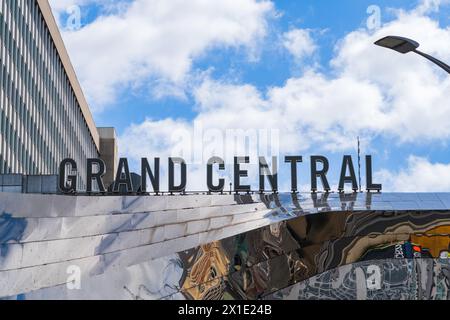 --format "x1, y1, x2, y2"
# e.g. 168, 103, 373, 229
0, 0, 99, 189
